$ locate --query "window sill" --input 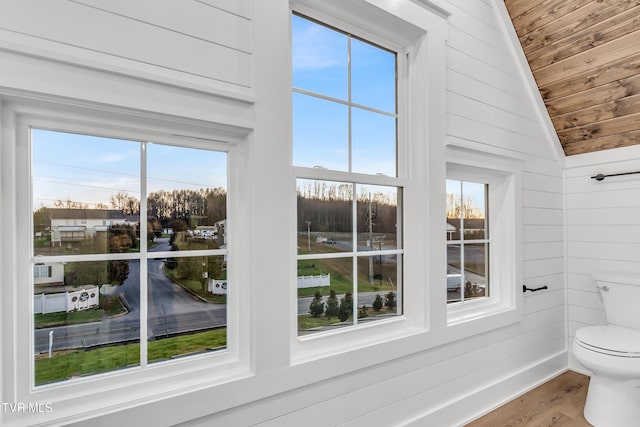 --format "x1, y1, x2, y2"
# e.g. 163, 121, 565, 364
292, 315, 425, 365
447, 300, 522, 336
